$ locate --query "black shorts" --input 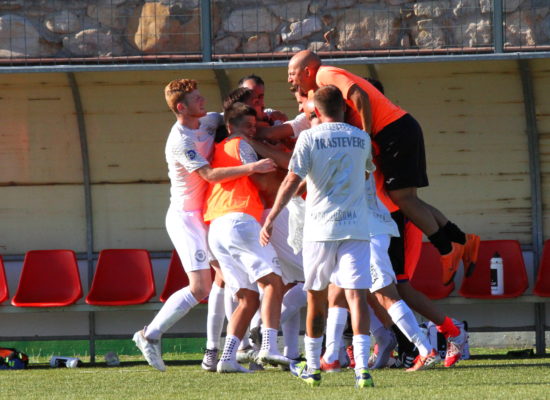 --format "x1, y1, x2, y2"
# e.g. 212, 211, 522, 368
373, 114, 429, 191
